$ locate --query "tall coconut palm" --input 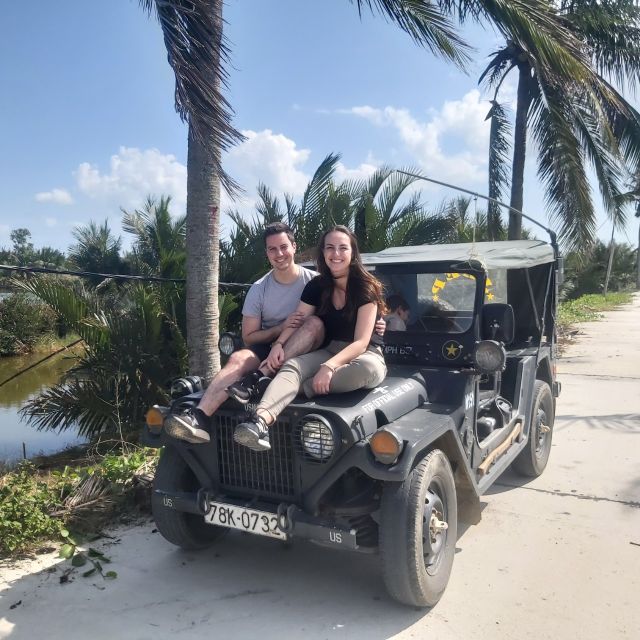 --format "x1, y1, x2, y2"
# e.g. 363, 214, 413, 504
138, 0, 473, 381
474, 0, 640, 249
